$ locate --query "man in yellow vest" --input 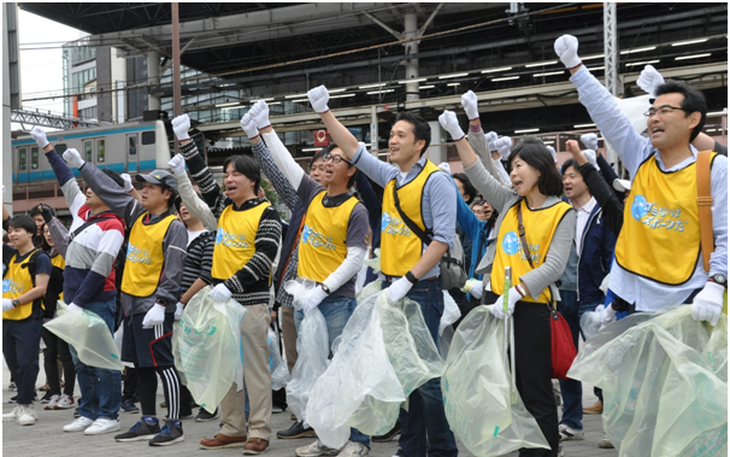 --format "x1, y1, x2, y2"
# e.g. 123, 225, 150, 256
555, 36, 727, 321
2, 215, 51, 426
308, 86, 458, 457
62, 148, 188, 446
